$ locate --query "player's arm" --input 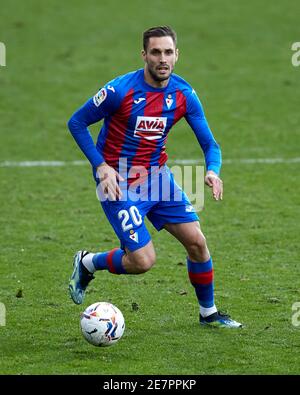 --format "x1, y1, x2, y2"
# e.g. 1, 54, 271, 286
68, 85, 123, 199
185, 90, 223, 201
68, 86, 118, 168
